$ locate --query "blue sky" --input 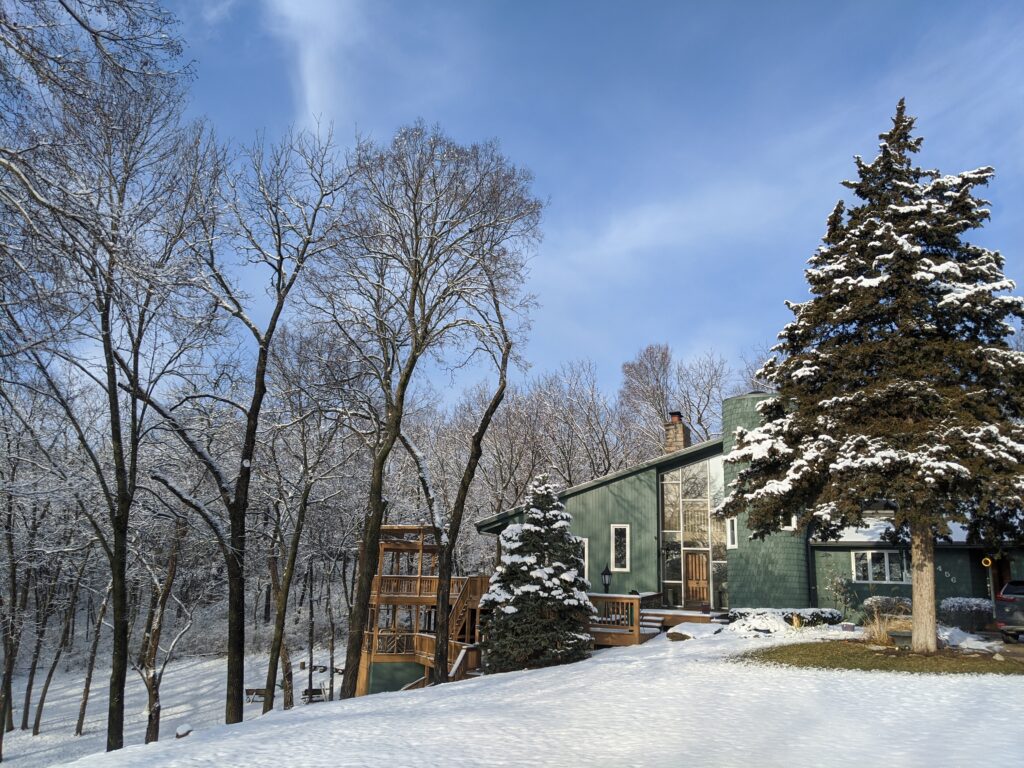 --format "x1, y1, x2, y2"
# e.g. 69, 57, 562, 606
168, 0, 1024, 393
